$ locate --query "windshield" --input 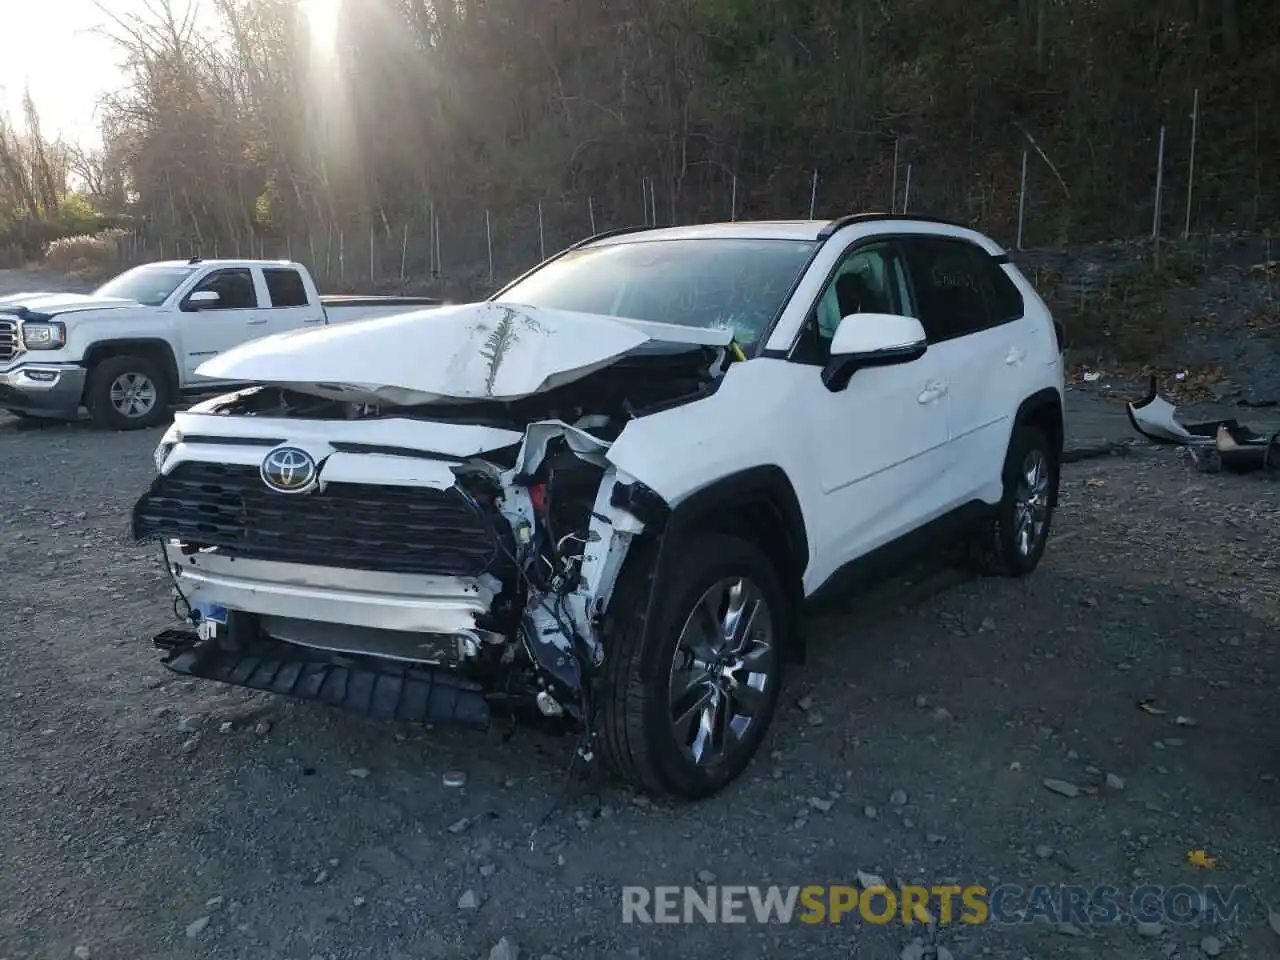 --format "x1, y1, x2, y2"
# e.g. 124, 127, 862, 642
496, 237, 817, 345
95, 264, 197, 307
